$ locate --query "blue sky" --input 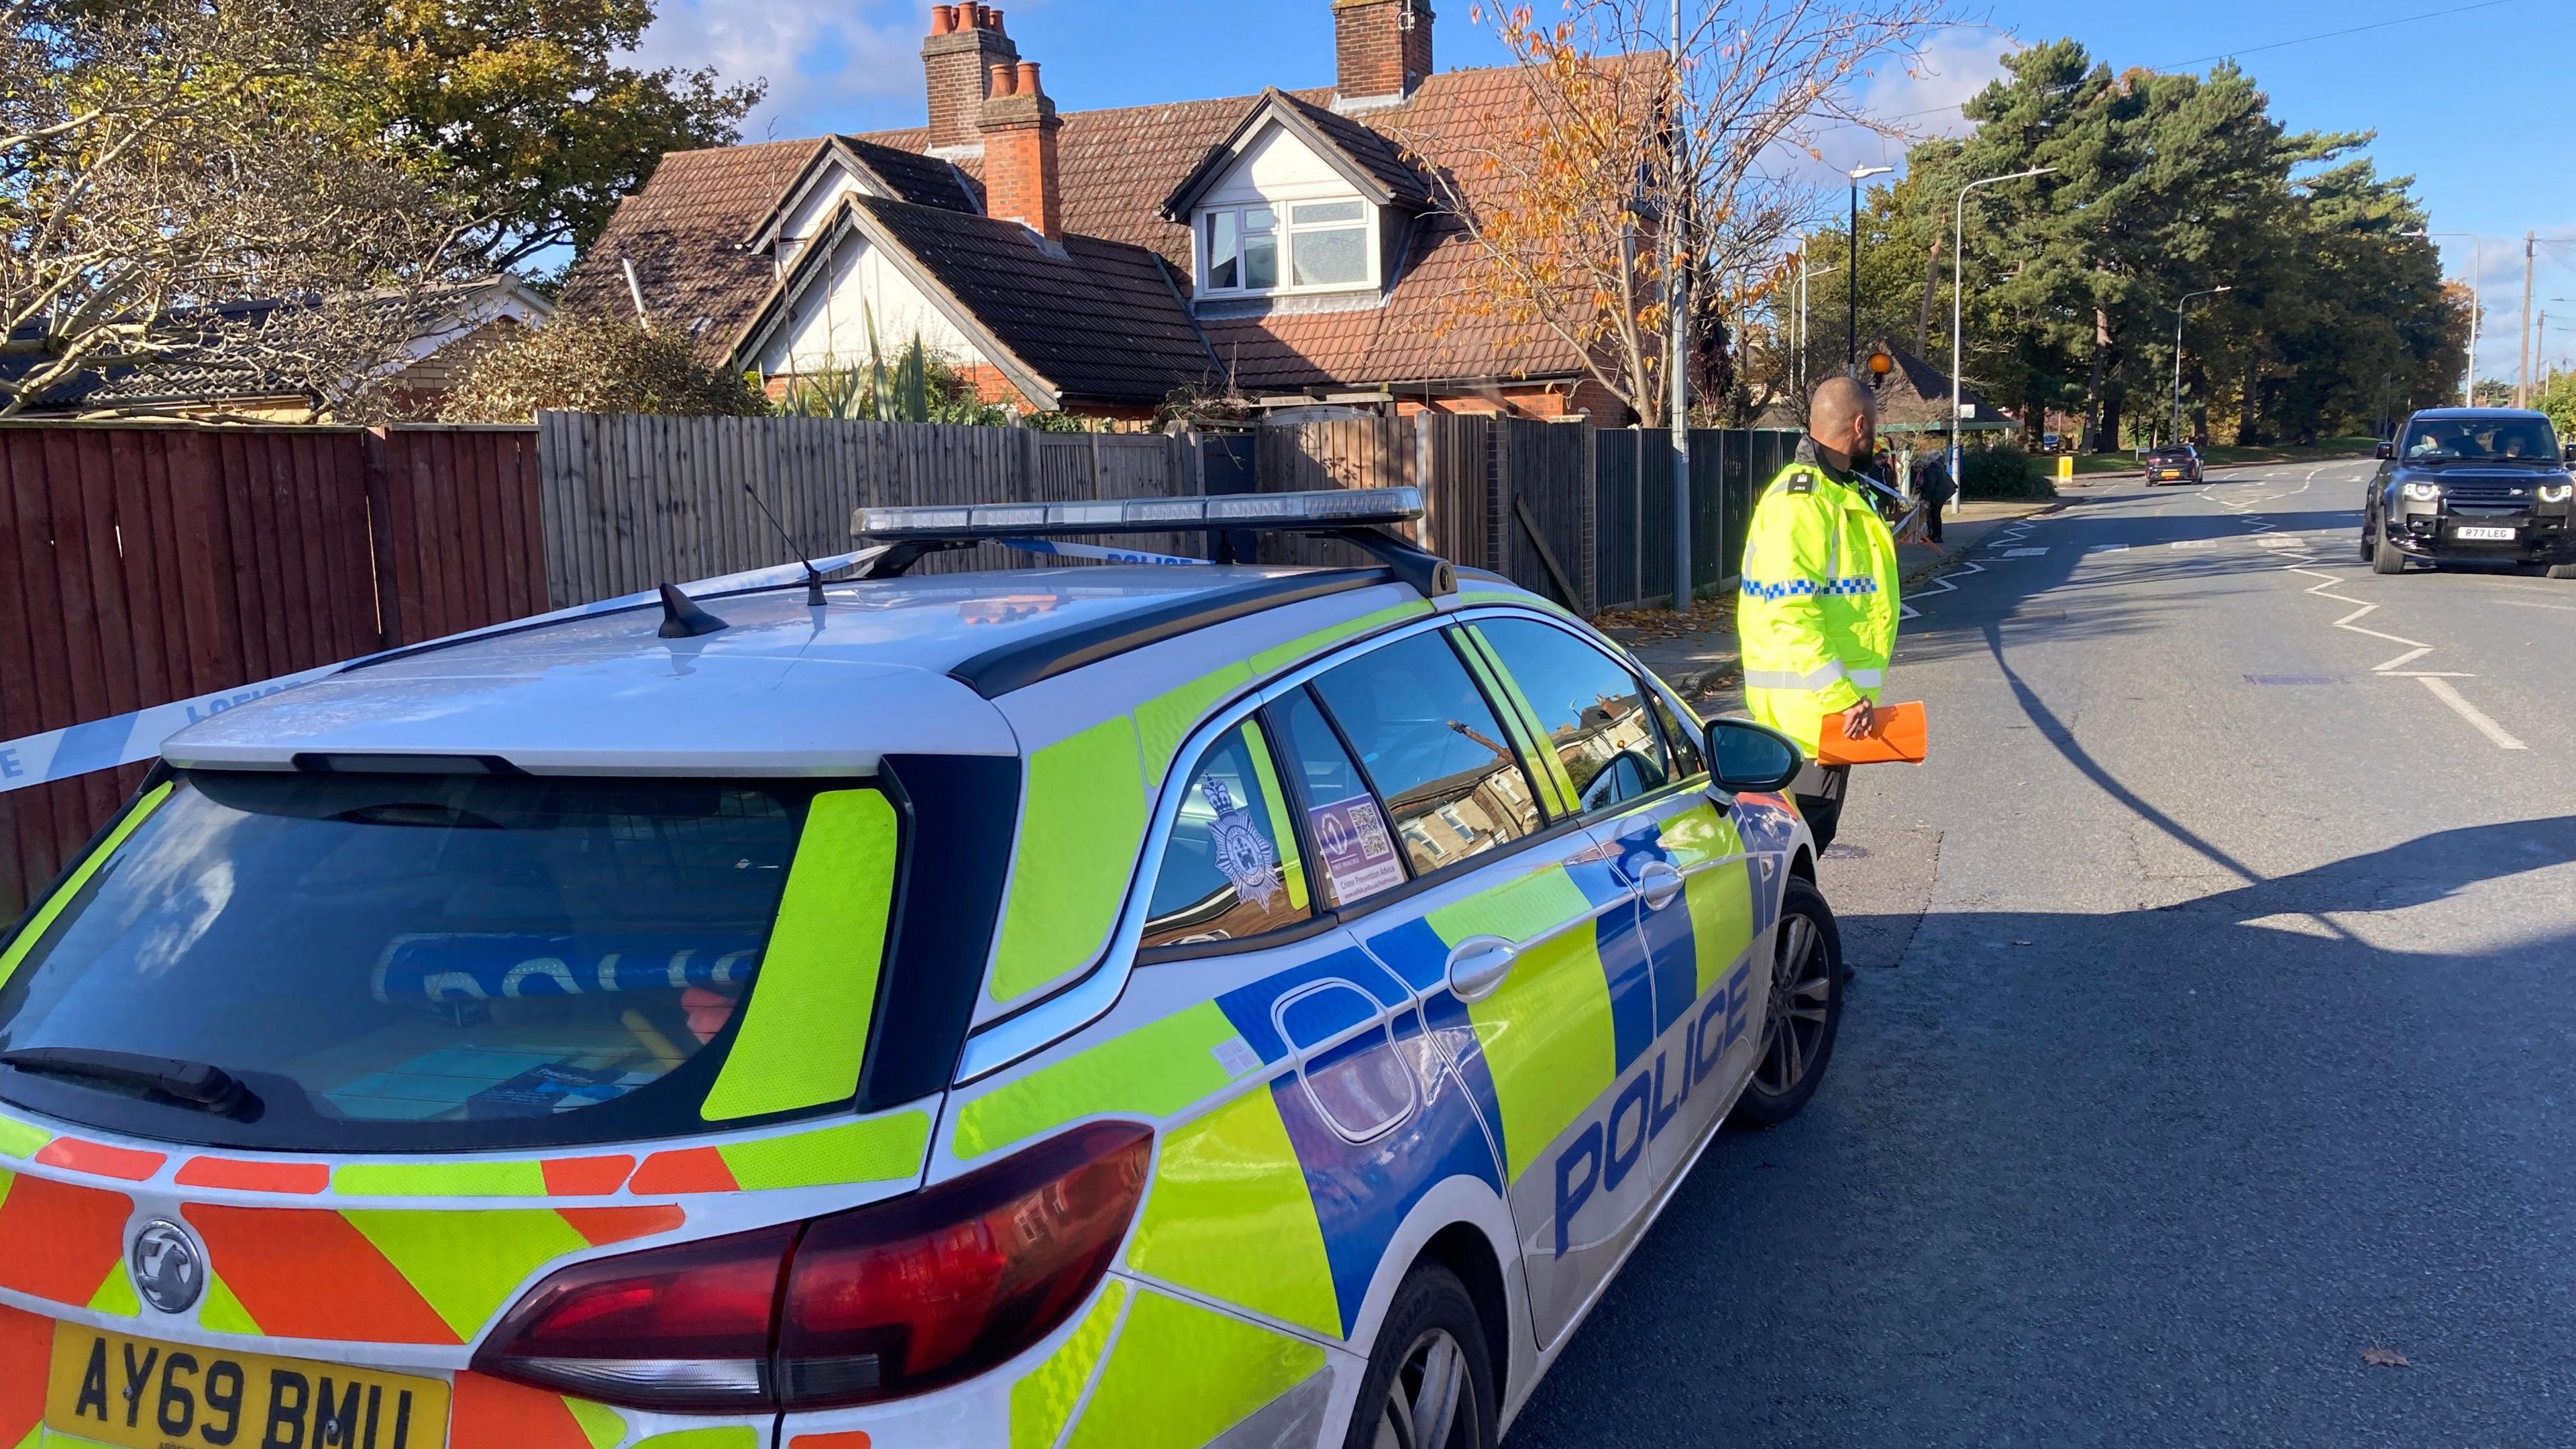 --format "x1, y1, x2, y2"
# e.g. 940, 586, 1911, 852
632, 0, 2576, 383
